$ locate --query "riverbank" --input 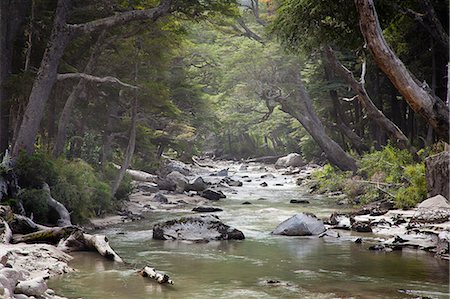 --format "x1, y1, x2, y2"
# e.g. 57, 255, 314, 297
49, 157, 448, 299
90, 157, 449, 259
